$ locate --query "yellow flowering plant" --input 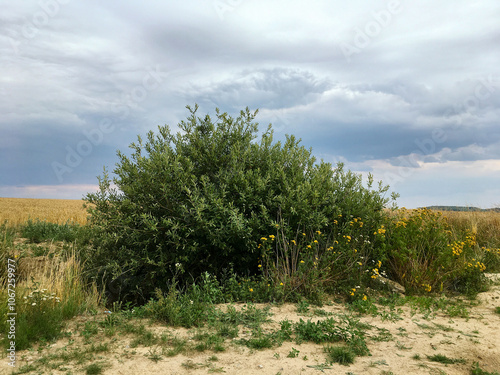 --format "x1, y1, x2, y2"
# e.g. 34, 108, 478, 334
379, 208, 491, 295
257, 208, 383, 301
